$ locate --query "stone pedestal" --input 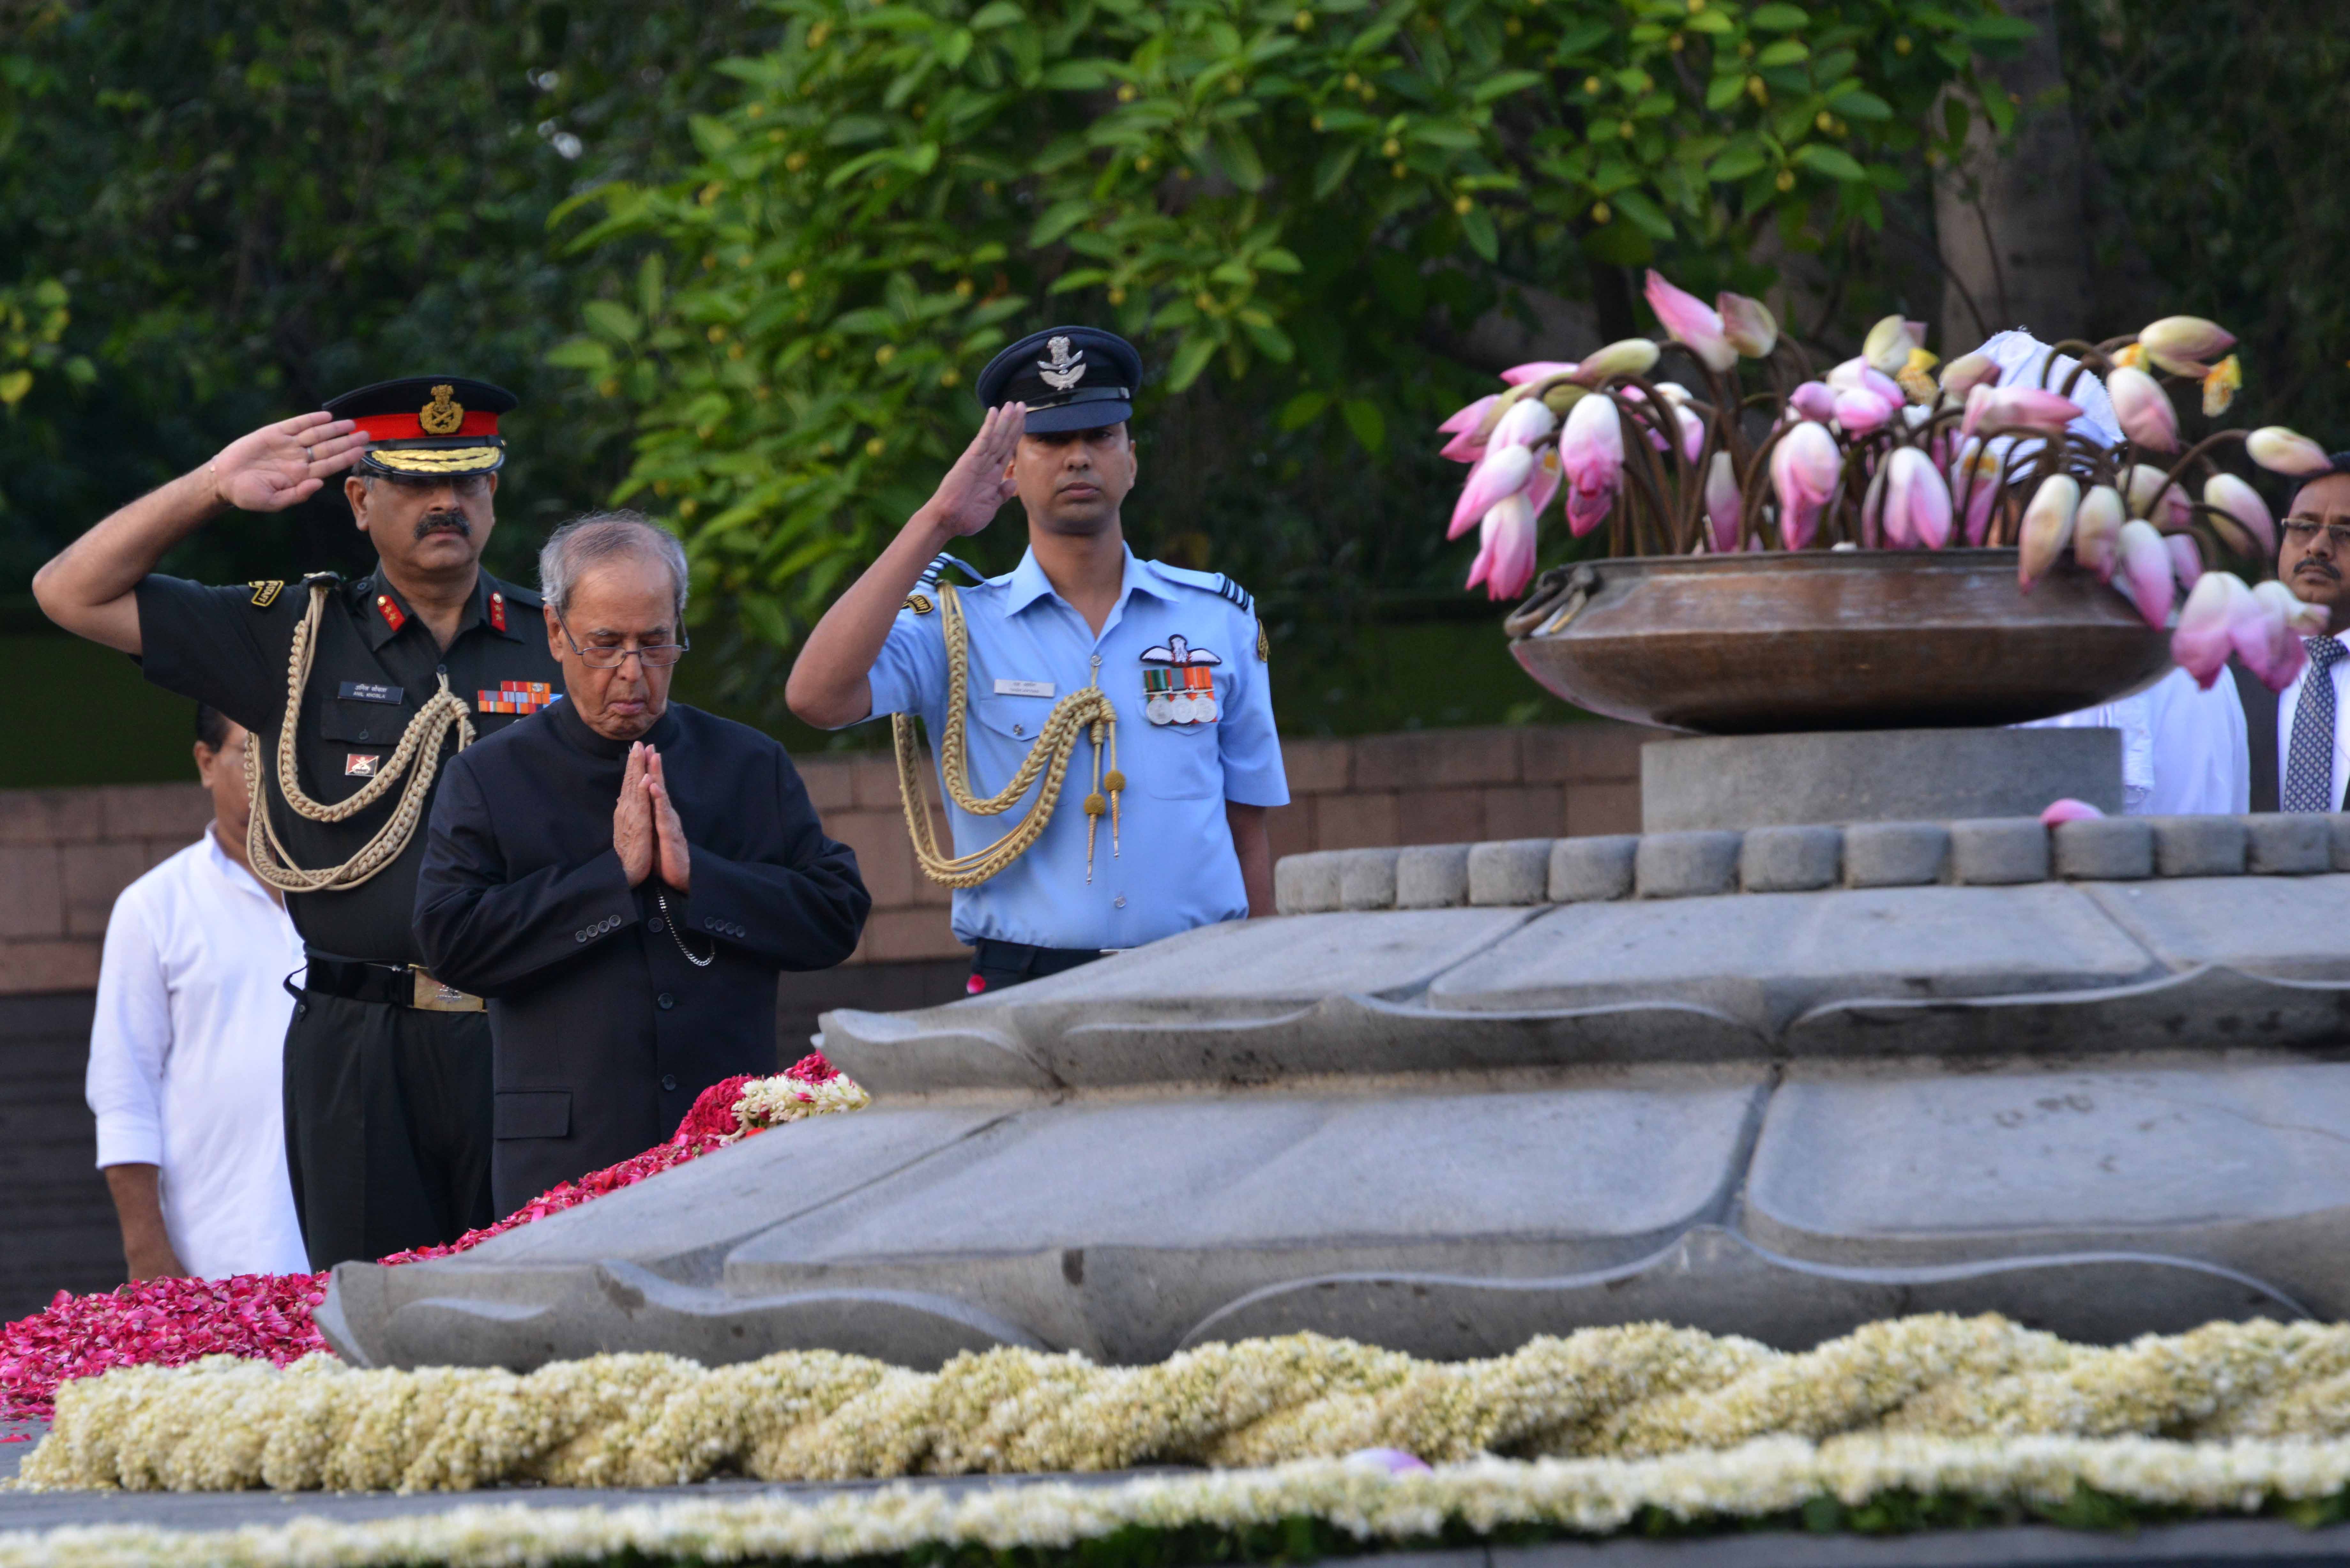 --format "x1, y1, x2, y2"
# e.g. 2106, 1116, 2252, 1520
1641, 726, 2122, 833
